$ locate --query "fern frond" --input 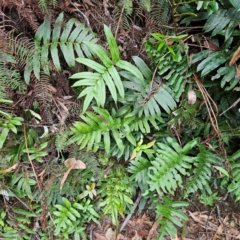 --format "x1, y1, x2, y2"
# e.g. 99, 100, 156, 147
148, 137, 199, 194
203, 9, 240, 41
25, 12, 97, 83
228, 149, 240, 201
128, 157, 151, 184
55, 130, 72, 152
69, 107, 136, 153
157, 196, 189, 240
184, 145, 224, 198
145, 0, 171, 33
121, 56, 176, 117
